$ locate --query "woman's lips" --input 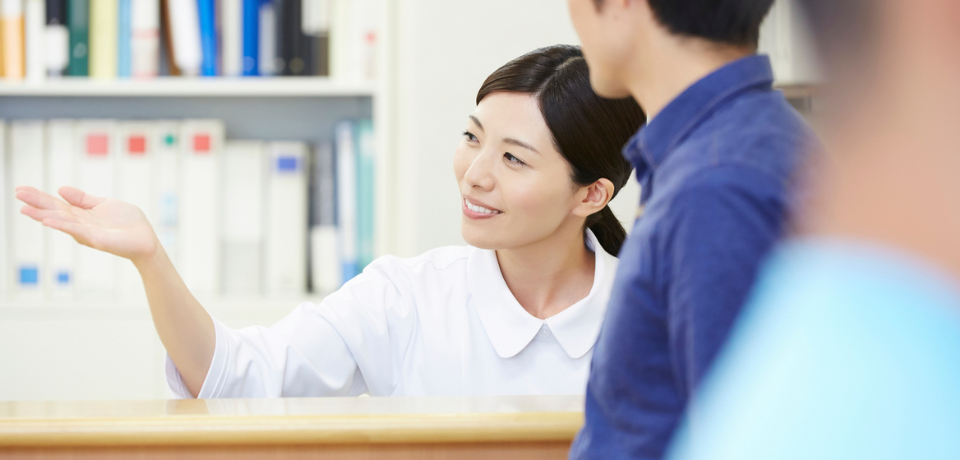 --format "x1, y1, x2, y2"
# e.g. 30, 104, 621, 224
463, 198, 502, 219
